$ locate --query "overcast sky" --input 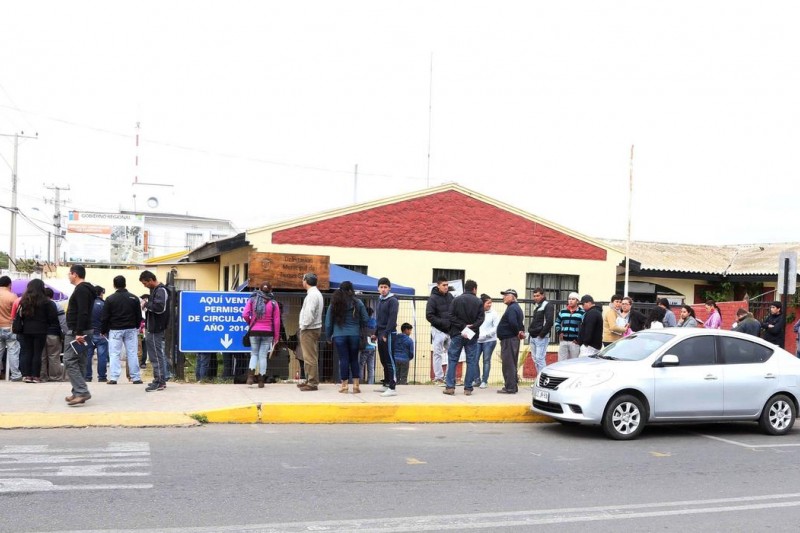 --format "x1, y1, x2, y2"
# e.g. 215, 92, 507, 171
2, 1, 799, 260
